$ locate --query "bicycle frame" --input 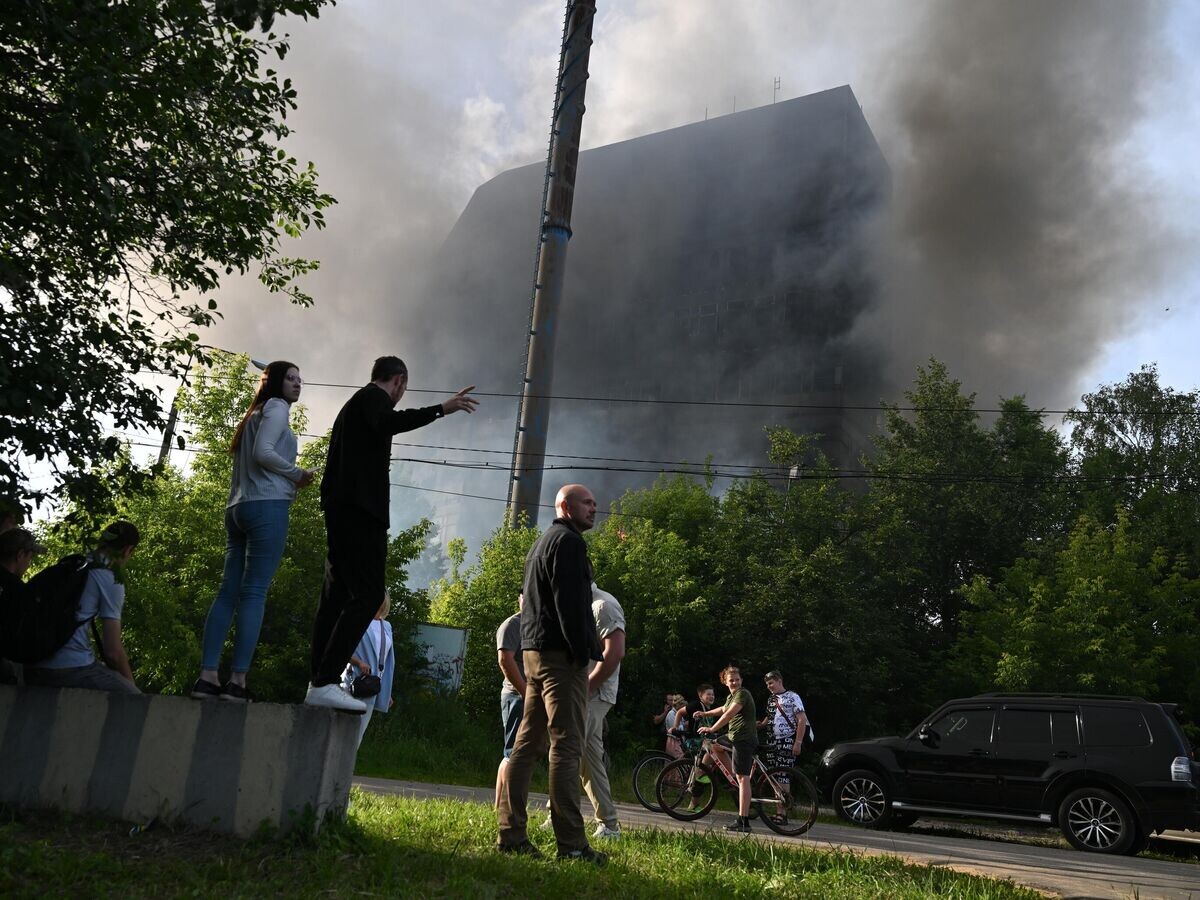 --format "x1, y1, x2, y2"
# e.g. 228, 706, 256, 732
696, 737, 789, 806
